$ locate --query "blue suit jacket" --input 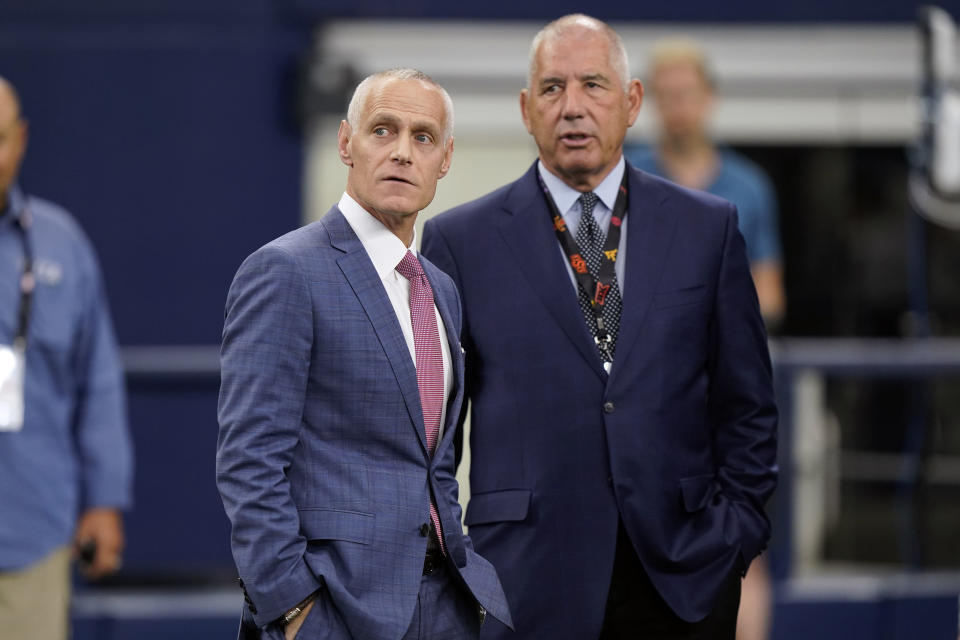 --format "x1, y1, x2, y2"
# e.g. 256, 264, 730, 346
421, 163, 778, 638
217, 206, 511, 639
